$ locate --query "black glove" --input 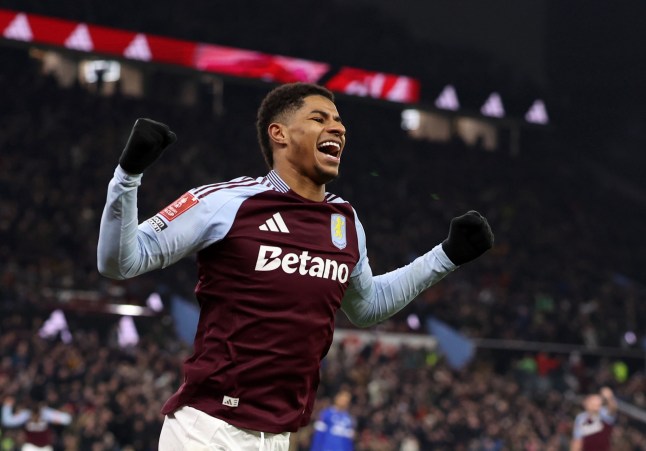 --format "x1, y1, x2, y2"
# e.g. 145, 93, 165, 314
442, 210, 494, 265
119, 118, 177, 174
